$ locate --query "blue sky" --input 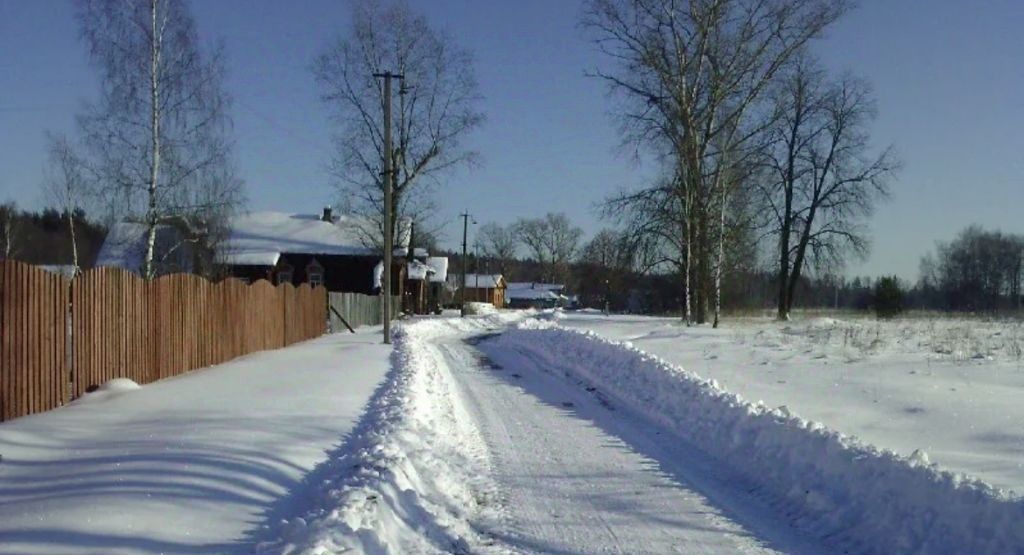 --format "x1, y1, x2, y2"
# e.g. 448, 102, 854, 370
1, 0, 1022, 280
